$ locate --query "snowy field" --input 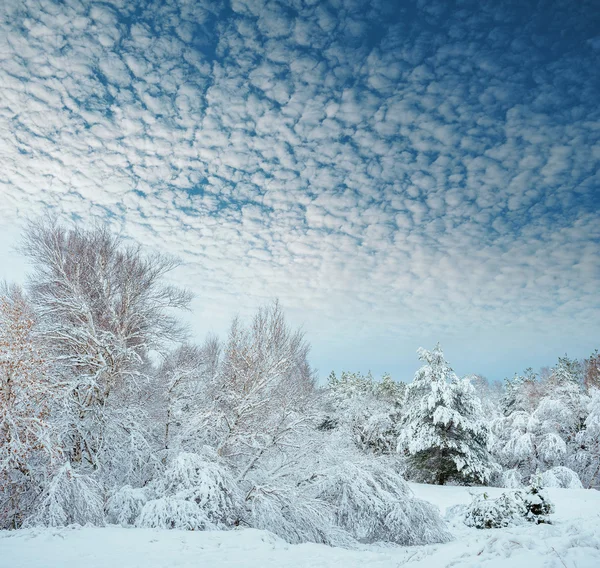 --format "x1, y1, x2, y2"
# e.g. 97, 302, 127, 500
2, 484, 599, 568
